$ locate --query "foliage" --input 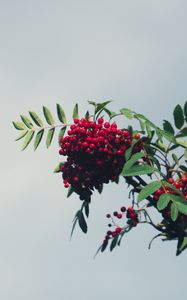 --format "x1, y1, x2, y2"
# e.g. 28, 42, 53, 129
13, 101, 187, 256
